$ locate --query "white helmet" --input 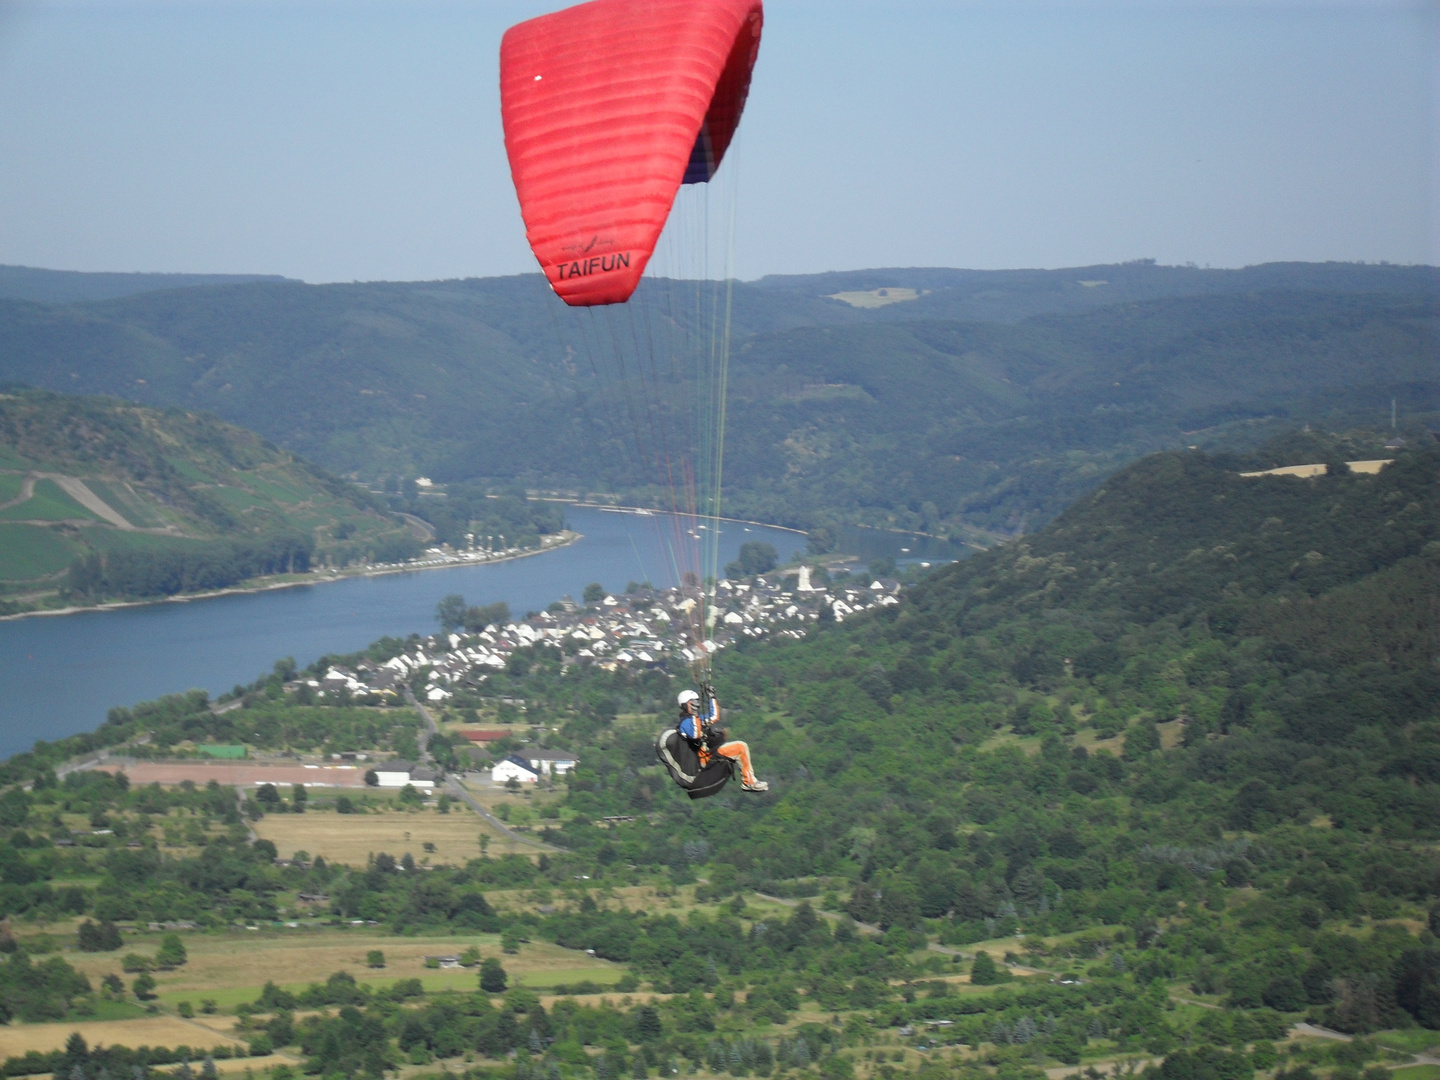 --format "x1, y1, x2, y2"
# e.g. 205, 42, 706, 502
677, 689, 700, 706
